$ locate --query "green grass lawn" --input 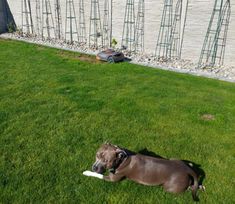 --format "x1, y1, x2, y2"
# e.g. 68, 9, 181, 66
0, 38, 235, 203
